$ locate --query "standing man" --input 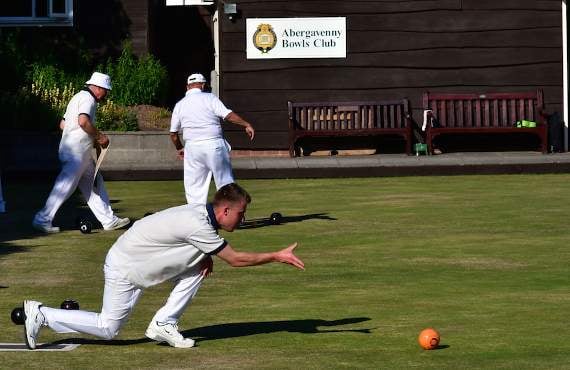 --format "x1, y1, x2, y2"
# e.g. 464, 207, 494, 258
169, 73, 255, 205
22, 183, 304, 349
32, 72, 130, 233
